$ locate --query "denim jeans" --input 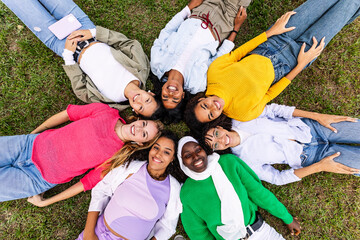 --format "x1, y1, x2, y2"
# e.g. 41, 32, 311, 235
250, 0, 360, 83
2, 0, 95, 56
300, 118, 360, 177
0, 134, 56, 202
